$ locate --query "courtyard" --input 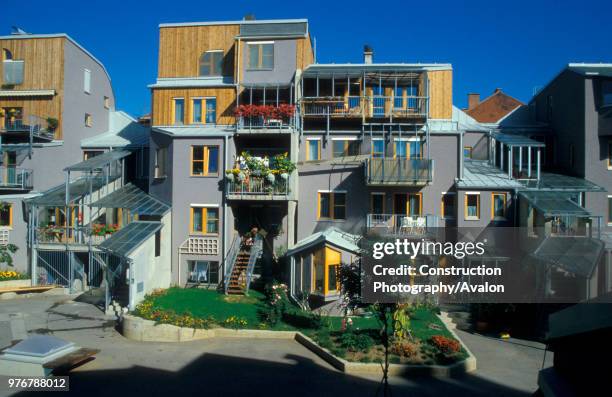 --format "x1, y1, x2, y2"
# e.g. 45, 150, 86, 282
0, 294, 552, 396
